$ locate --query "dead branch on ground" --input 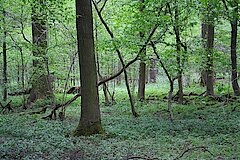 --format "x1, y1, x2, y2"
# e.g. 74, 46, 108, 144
173, 146, 213, 160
